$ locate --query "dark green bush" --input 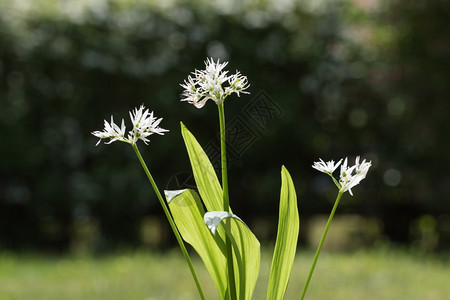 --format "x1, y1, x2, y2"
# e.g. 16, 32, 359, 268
0, 0, 449, 251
